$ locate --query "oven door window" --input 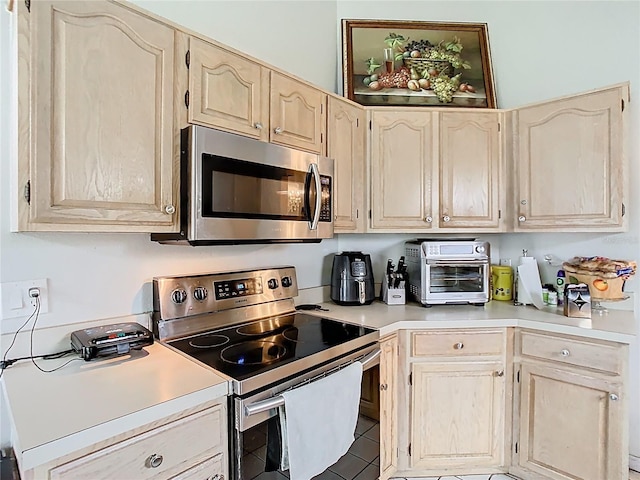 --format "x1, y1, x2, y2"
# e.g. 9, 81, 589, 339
201, 154, 316, 221
428, 263, 486, 293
